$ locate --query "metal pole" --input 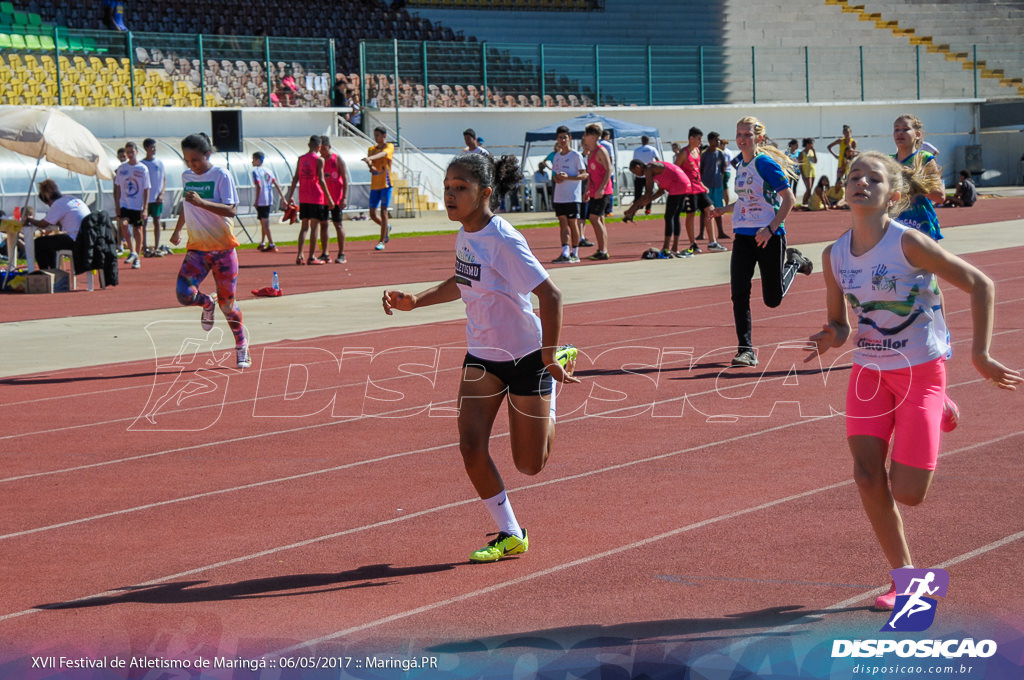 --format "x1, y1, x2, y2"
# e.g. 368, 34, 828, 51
198, 33, 206, 107
393, 38, 401, 152
915, 44, 921, 100
540, 43, 545, 106
264, 36, 272, 108
649, 45, 655, 106
697, 45, 703, 105
973, 44, 978, 98
804, 46, 810, 103
751, 46, 756, 104
859, 45, 865, 101
127, 30, 135, 107
54, 25, 62, 105
359, 40, 366, 118
422, 41, 428, 108
482, 41, 488, 109
329, 38, 336, 108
